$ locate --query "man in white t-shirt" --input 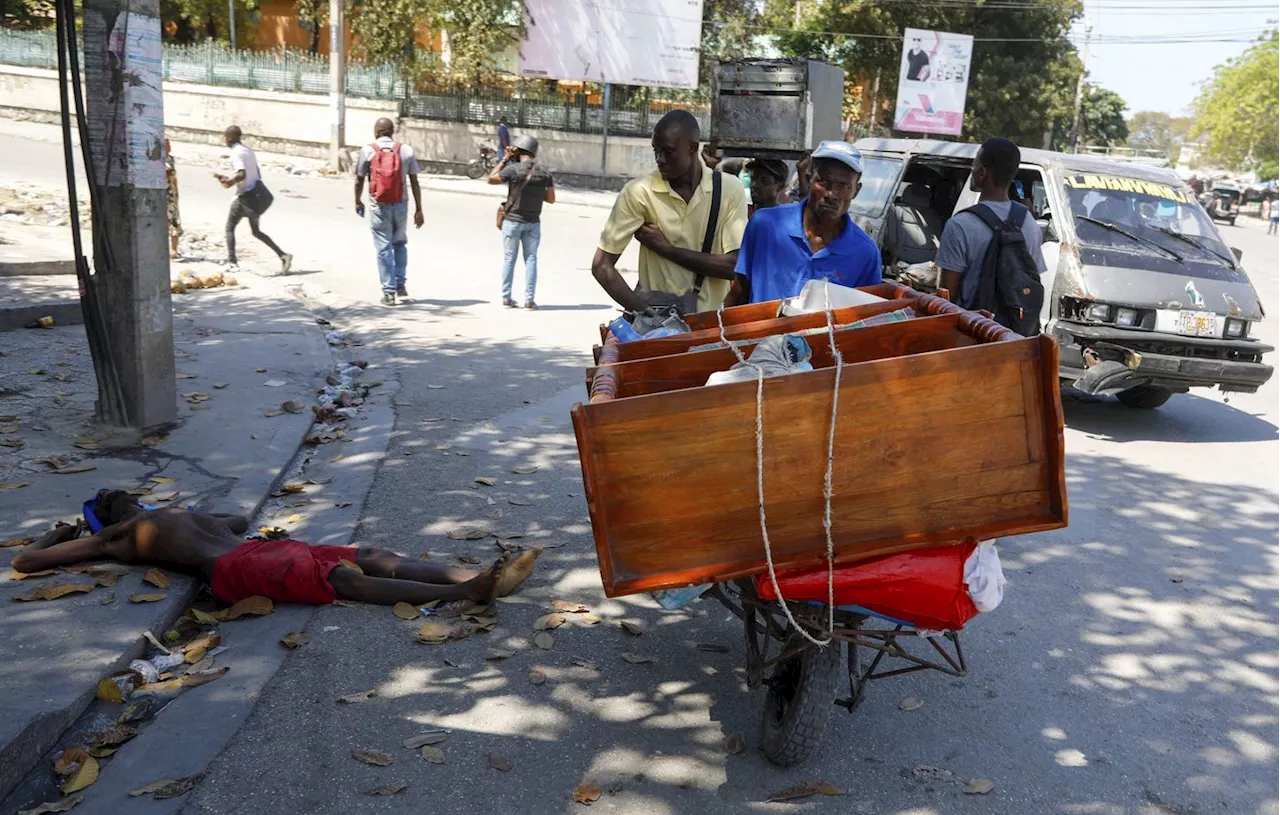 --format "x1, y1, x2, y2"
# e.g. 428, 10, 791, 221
216, 126, 291, 274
